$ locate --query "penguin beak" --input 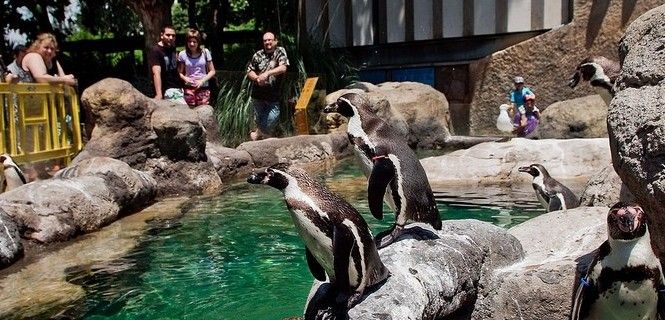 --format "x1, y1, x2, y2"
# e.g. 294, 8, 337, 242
617, 207, 640, 233
322, 102, 338, 114
247, 173, 263, 184
518, 166, 531, 173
